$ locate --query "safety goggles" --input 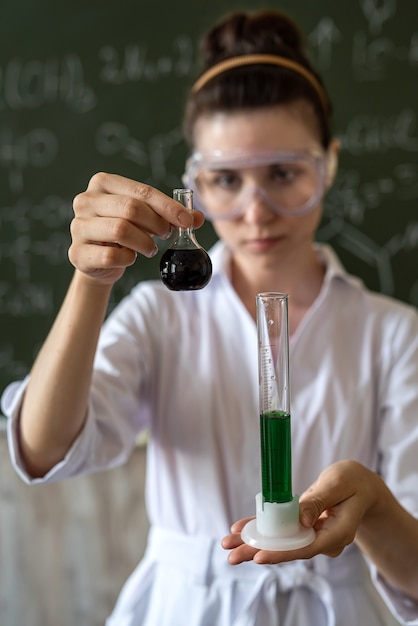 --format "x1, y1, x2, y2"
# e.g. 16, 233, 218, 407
183, 149, 333, 221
